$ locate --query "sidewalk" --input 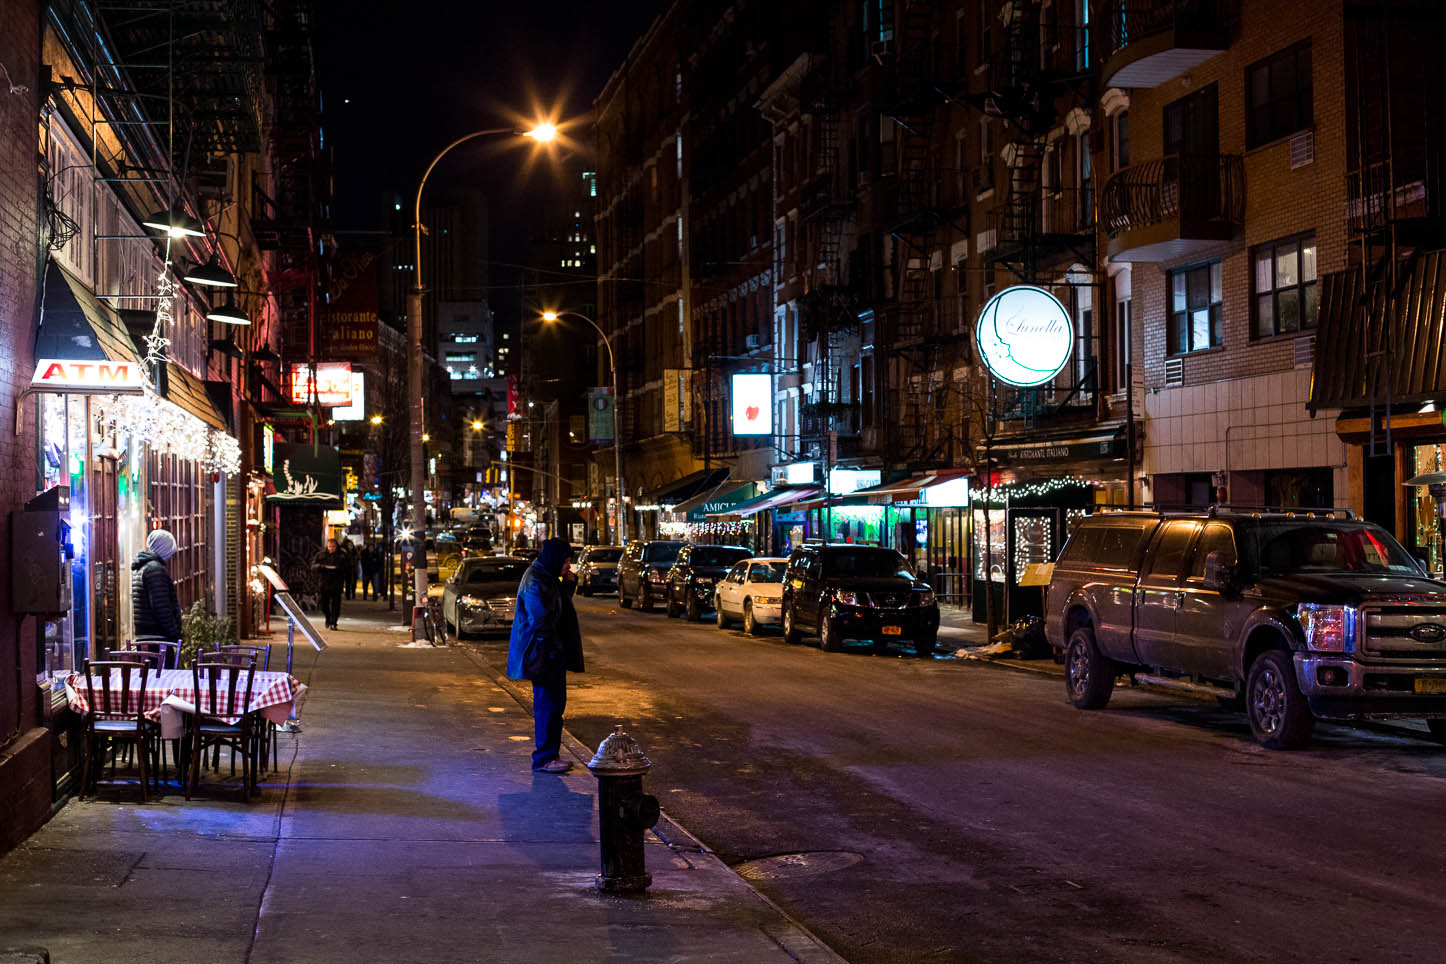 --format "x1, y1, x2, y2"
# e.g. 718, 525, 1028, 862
936, 604, 1064, 676
0, 598, 842, 964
